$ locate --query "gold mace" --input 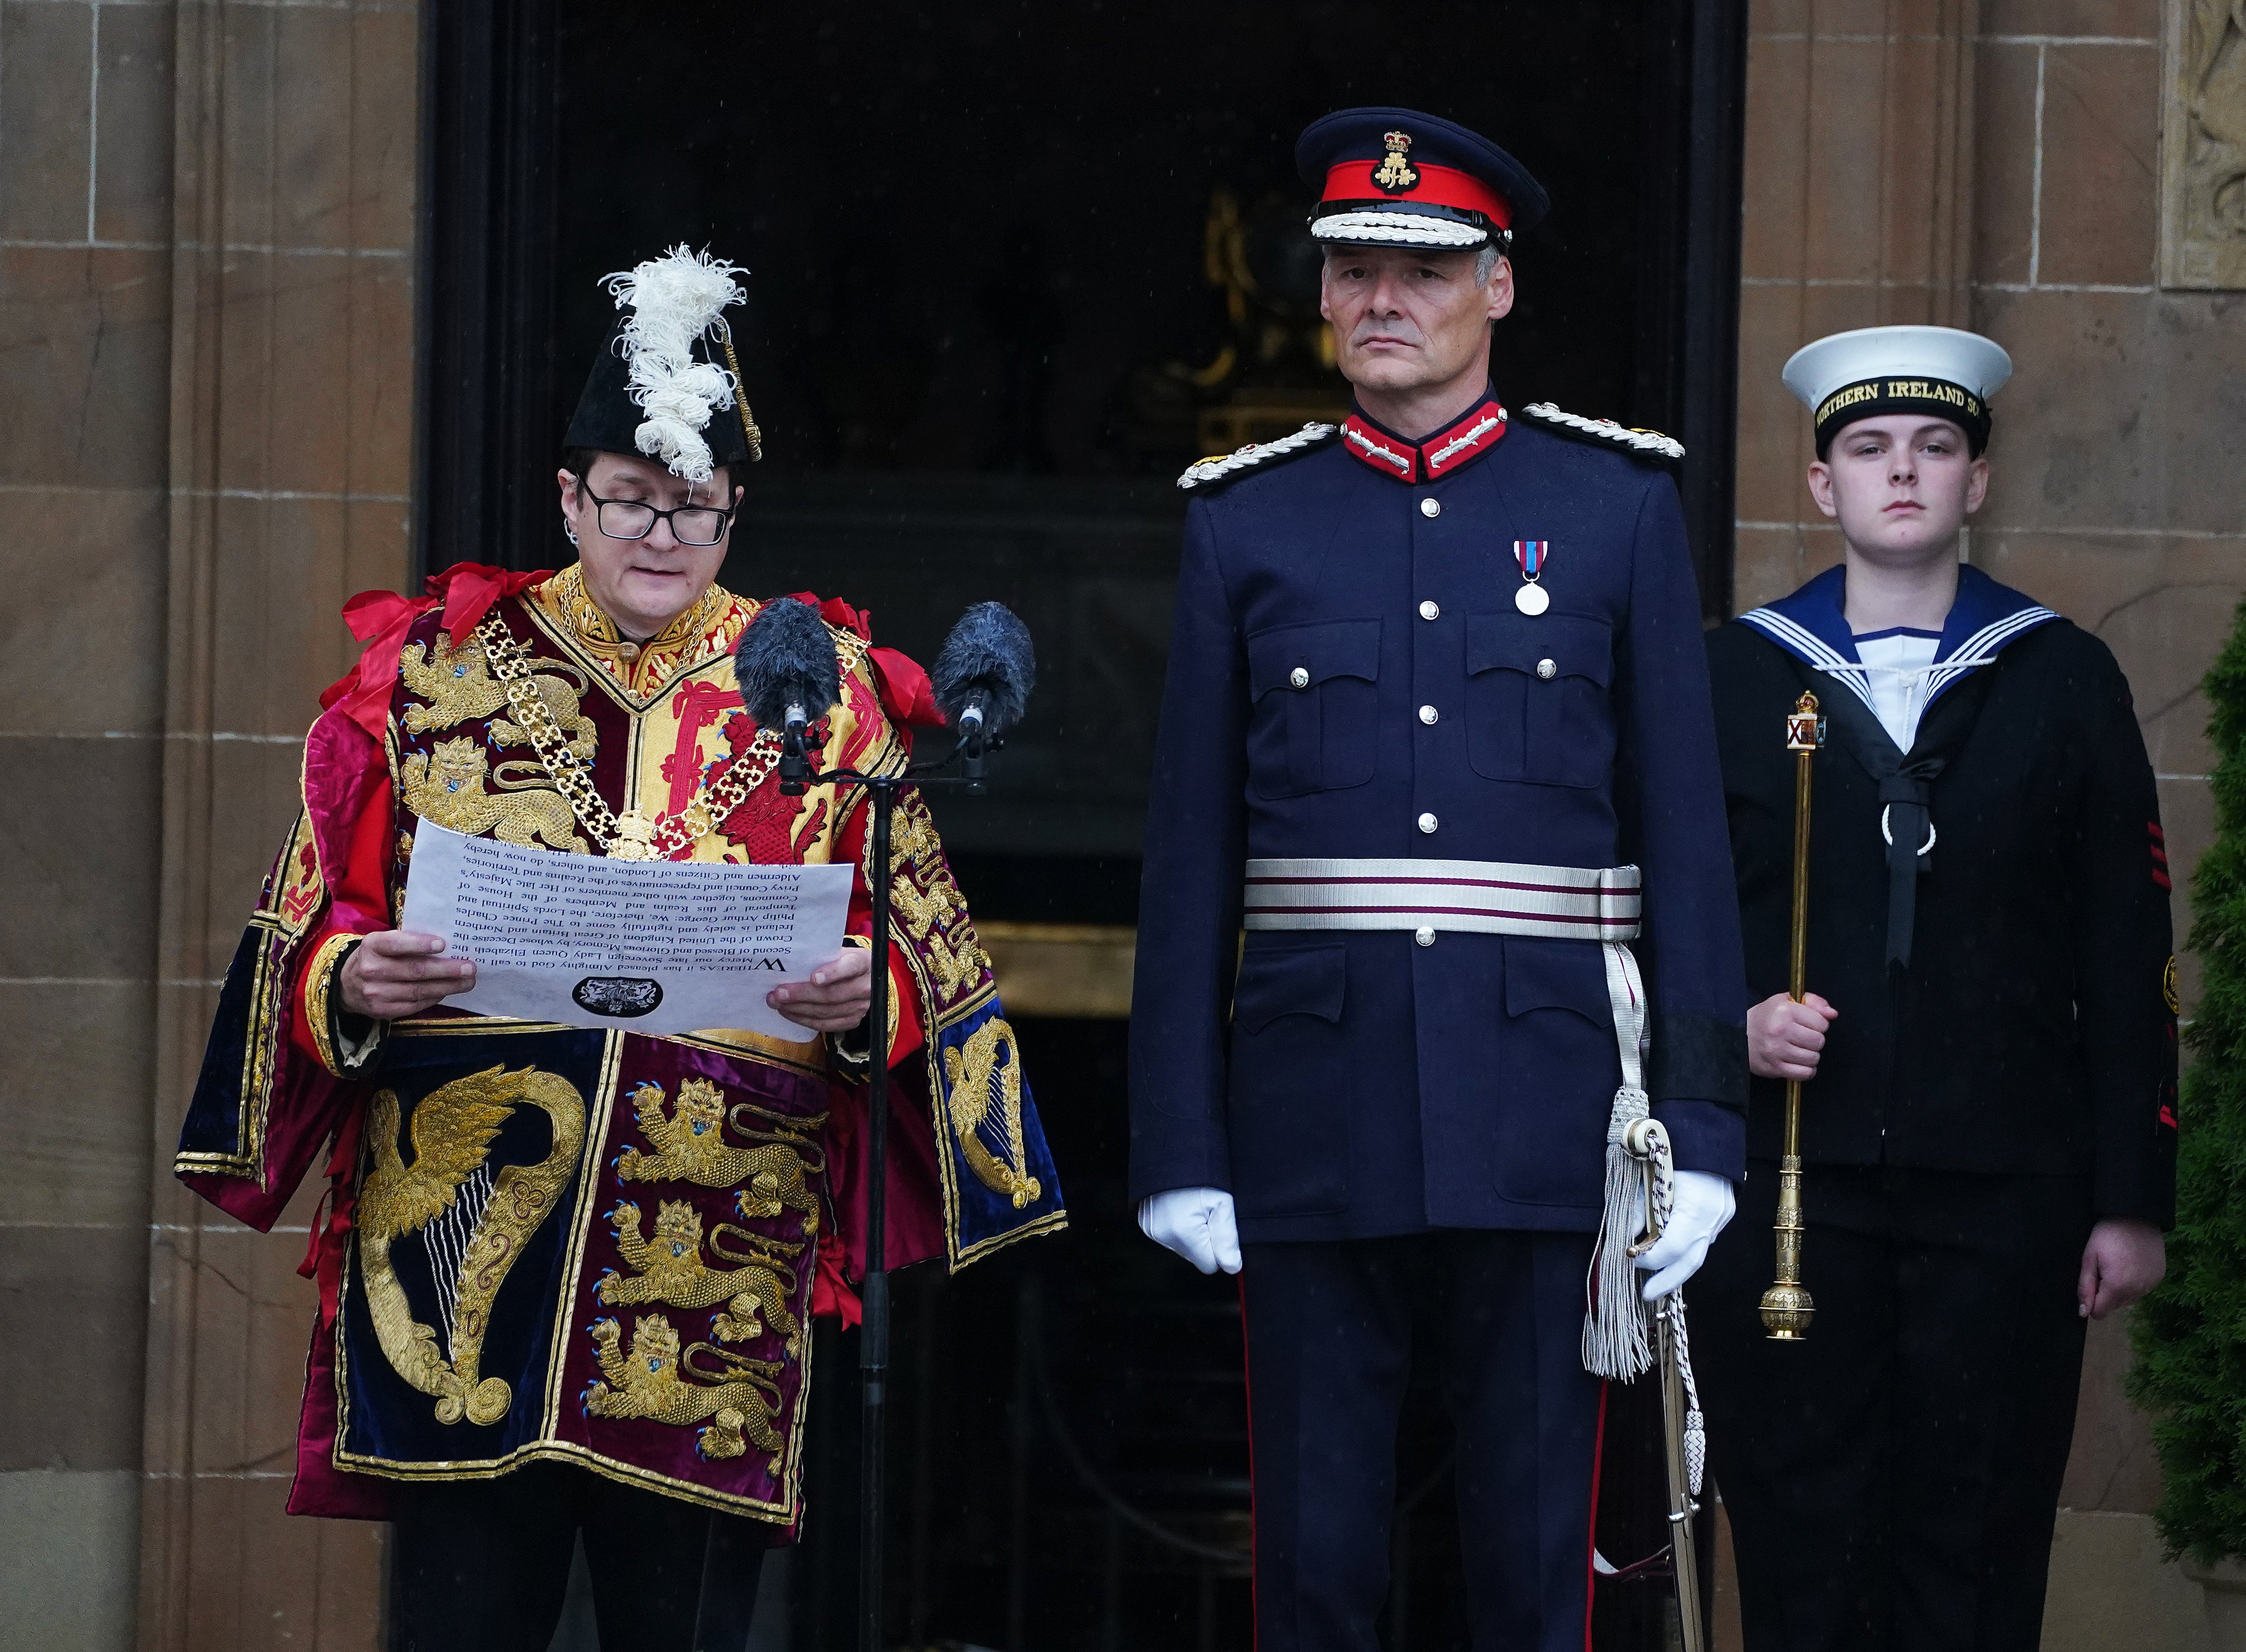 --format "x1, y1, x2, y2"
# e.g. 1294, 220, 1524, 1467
1758, 690, 1823, 1339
